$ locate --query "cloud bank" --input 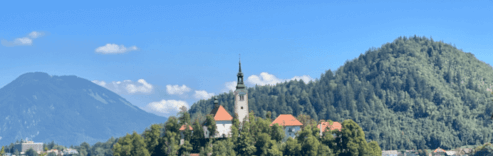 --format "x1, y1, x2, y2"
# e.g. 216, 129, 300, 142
95, 43, 138, 54
143, 99, 188, 117
247, 72, 314, 86
194, 90, 214, 100
92, 79, 153, 94
1, 31, 45, 47
166, 85, 192, 95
